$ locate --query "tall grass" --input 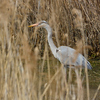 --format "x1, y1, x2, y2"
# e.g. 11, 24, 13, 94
0, 0, 100, 100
